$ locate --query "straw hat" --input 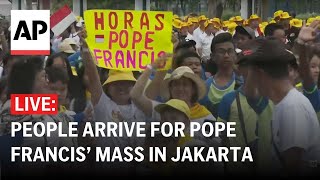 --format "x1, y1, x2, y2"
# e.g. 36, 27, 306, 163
155, 99, 191, 119
161, 66, 207, 101
102, 70, 136, 86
